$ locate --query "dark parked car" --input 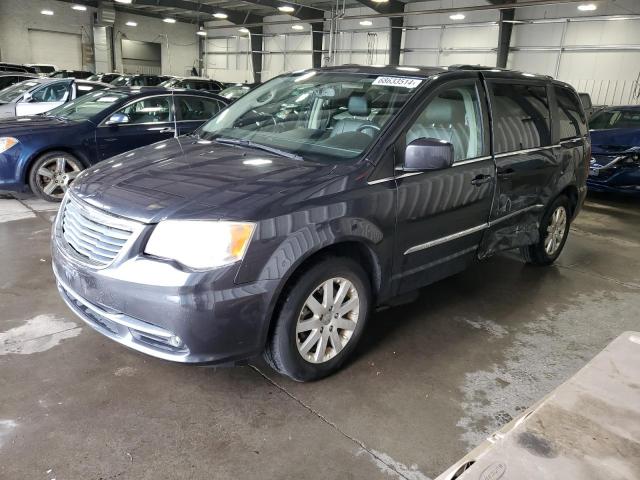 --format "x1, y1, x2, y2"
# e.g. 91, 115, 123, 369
87, 72, 121, 84
111, 74, 162, 87
0, 62, 37, 74
51, 66, 589, 381
0, 72, 38, 91
49, 70, 94, 79
587, 105, 640, 196
159, 76, 224, 93
0, 88, 228, 200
